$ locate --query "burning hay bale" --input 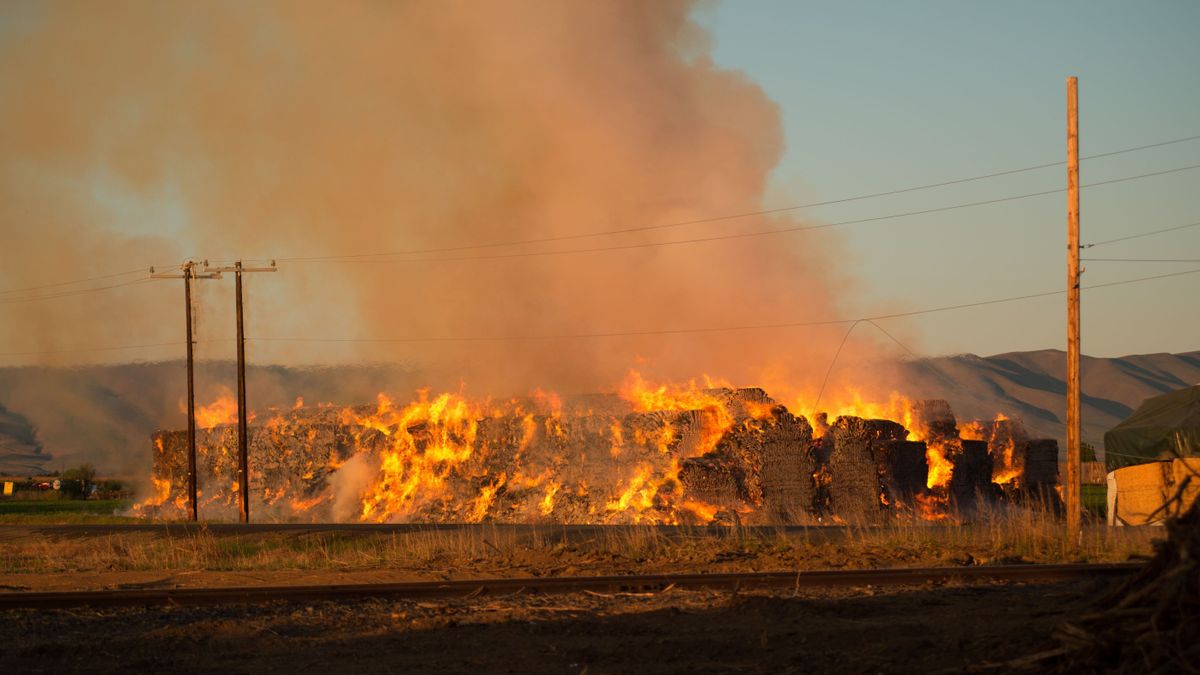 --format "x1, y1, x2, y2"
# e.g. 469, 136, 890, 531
756, 408, 817, 522
827, 418, 907, 522
879, 440, 929, 505
949, 439, 994, 509
143, 389, 1059, 525
962, 415, 1061, 508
